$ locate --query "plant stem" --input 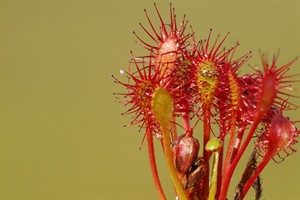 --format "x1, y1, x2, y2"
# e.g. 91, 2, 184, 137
182, 110, 191, 133
208, 152, 220, 200
161, 125, 188, 200
219, 119, 260, 200
202, 108, 211, 200
241, 156, 270, 198
146, 128, 167, 200
230, 126, 246, 163
151, 87, 188, 199
216, 148, 223, 199
223, 117, 237, 174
